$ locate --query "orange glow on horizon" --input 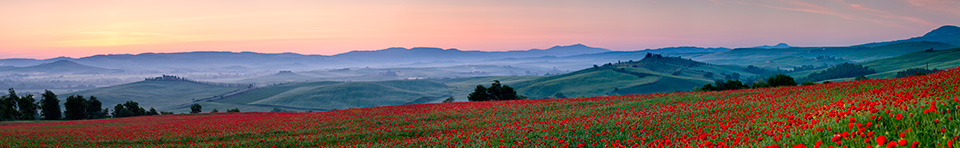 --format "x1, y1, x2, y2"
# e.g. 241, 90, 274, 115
1, 0, 956, 59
